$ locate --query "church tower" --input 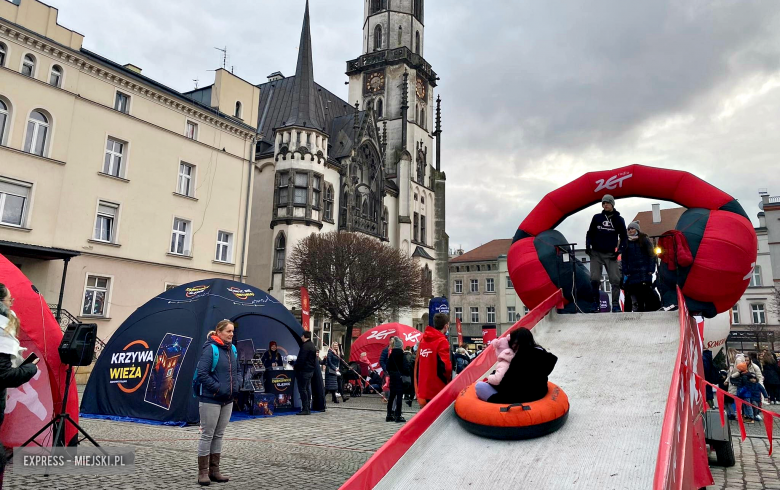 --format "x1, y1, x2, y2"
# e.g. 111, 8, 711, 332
347, 0, 448, 324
